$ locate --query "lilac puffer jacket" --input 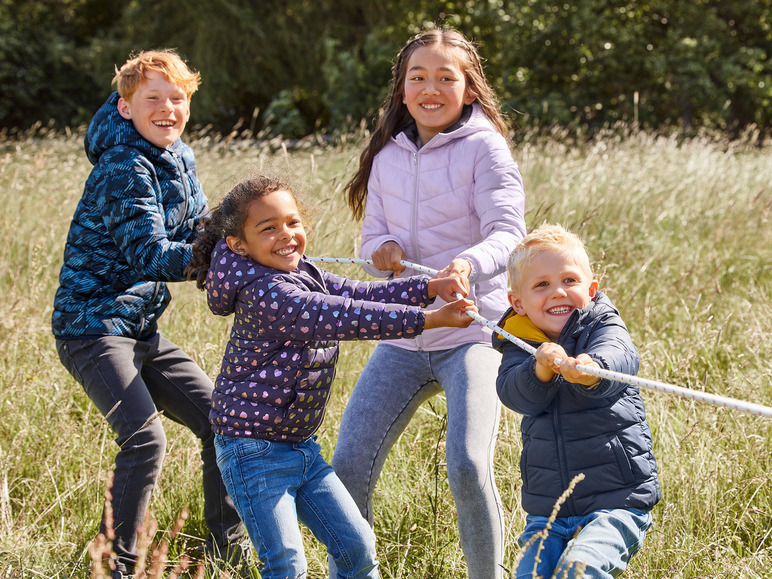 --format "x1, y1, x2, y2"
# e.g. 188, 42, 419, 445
206, 241, 434, 442
360, 104, 526, 351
